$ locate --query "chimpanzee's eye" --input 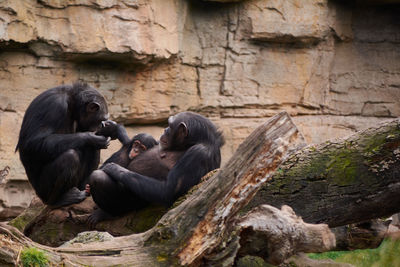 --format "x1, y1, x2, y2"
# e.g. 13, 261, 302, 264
164, 127, 170, 135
